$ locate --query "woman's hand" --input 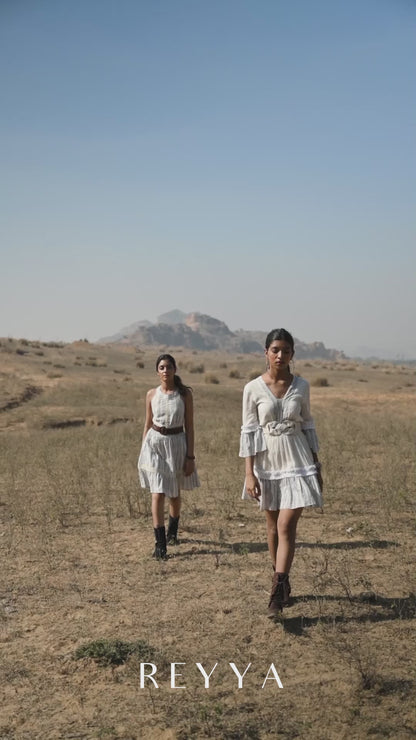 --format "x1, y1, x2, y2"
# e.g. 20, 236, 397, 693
183, 457, 195, 477
245, 473, 261, 500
